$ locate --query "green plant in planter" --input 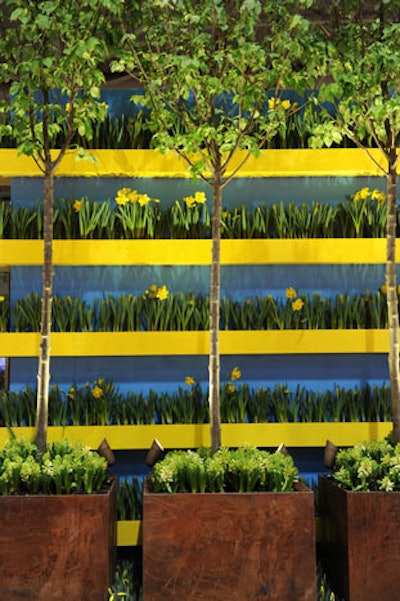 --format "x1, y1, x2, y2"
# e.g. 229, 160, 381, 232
0, 437, 109, 496
330, 439, 400, 492
148, 446, 298, 494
